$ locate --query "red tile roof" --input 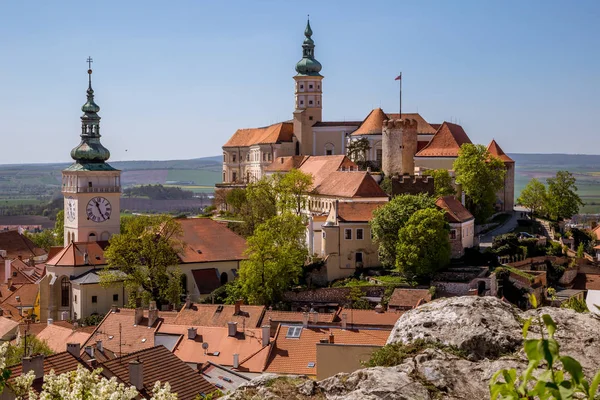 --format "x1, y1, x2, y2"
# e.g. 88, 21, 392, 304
178, 218, 247, 264
264, 156, 309, 173
223, 122, 294, 148
264, 327, 390, 376
572, 273, 600, 291
336, 308, 402, 327
351, 109, 437, 136
0, 231, 46, 260
298, 155, 357, 187
101, 345, 216, 400
388, 288, 432, 309
487, 140, 514, 163
415, 122, 472, 157
191, 269, 222, 294
436, 196, 474, 223
262, 310, 336, 325
46, 241, 108, 267
0, 260, 37, 284
336, 202, 385, 222
312, 171, 388, 198
7, 352, 89, 391
2, 282, 38, 307
173, 304, 265, 328
36, 324, 91, 353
